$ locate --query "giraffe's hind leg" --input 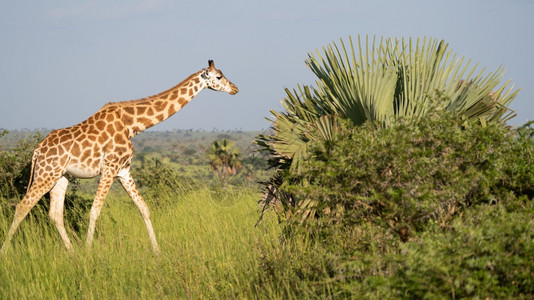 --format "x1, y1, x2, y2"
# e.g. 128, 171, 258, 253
49, 176, 73, 251
1, 176, 59, 253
